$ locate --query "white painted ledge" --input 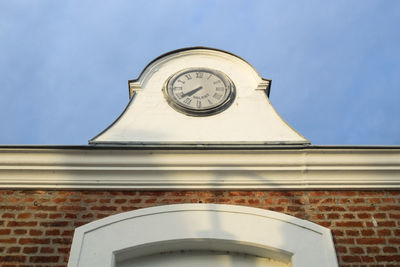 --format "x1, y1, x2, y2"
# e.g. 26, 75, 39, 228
0, 146, 399, 189
67, 204, 338, 267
